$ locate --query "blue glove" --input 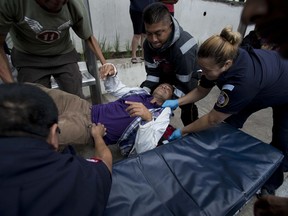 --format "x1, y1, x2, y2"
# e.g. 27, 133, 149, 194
168, 128, 182, 141
162, 99, 179, 110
